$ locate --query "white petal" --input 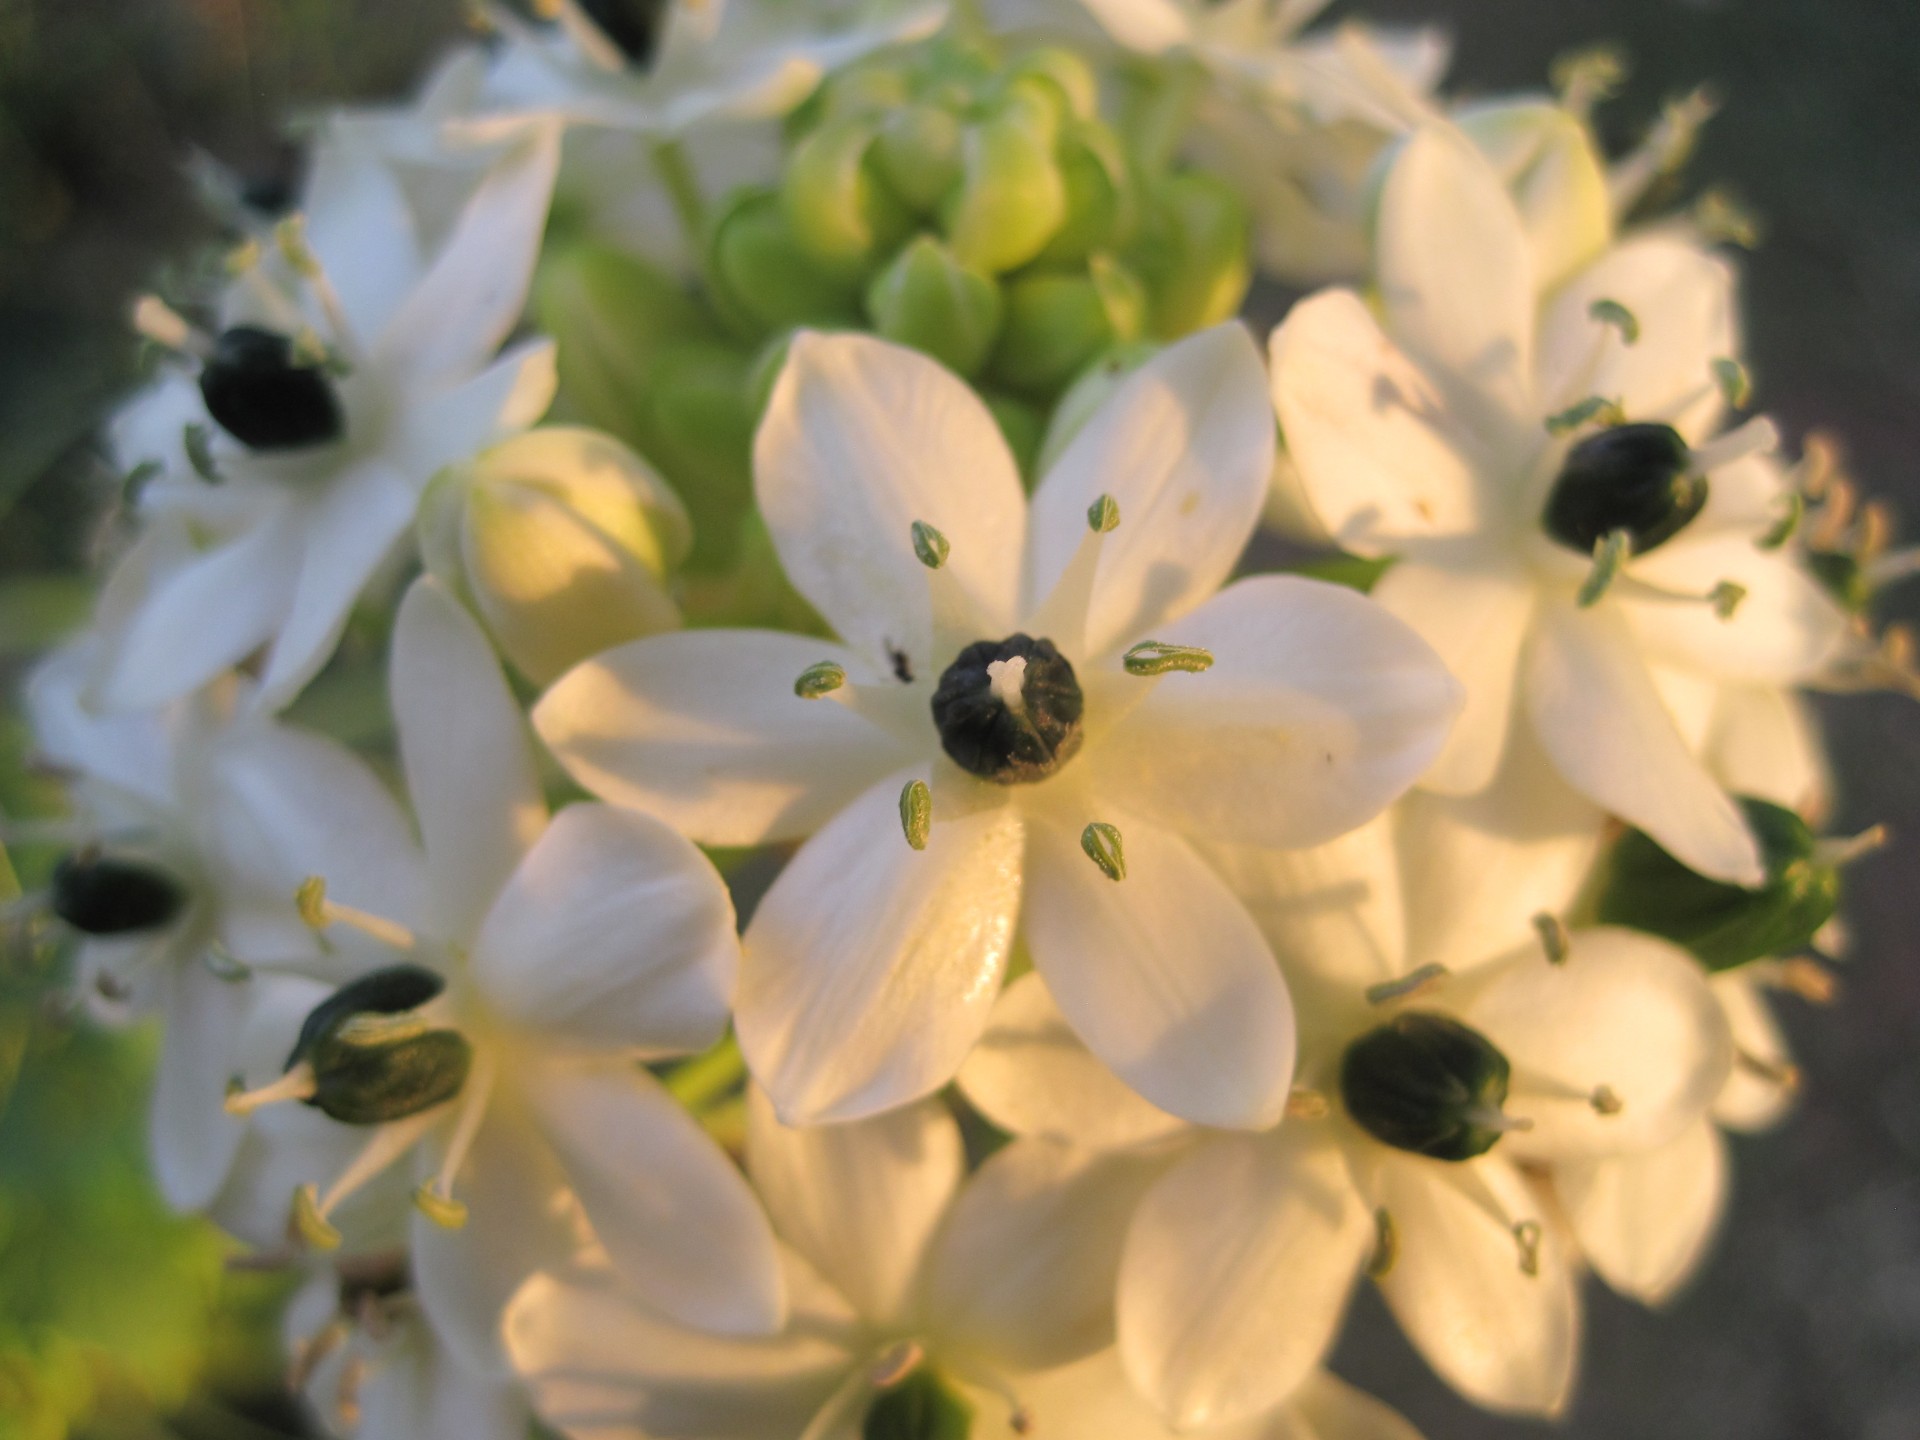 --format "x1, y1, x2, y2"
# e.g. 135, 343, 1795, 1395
1703, 684, 1830, 815
412, 1108, 577, 1376
25, 641, 173, 807
473, 804, 735, 1054
1025, 812, 1295, 1131
535, 631, 917, 847
301, 133, 423, 347
737, 773, 1024, 1124
1286, 1370, 1428, 1440
378, 125, 561, 387
506, 1258, 859, 1440
1268, 290, 1490, 557
1372, 1152, 1578, 1417
1620, 537, 1848, 685
956, 972, 1185, 1150
1088, 576, 1462, 849
1026, 325, 1274, 658
98, 511, 301, 710
1525, 598, 1763, 884
393, 338, 558, 481
354, 1328, 532, 1440
1375, 128, 1535, 448
254, 462, 416, 711
527, 1058, 785, 1337
1710, 969, 1796, 1131
746, 1089, 961, 1332
1073, 0, 1193, 52
1455, 101, 1611, 295
1392, 727, 1606, 976
1372, 555, 1535, 795
1557, 1118, 1728, 1306
1536, 233, 1736, 442
1119, 1128, 1370, 1429
149, 960, 251, 1211
929, 1139, 1169, 1372
391, 577, 547, 940
754, 331, 1025, 671
1453, 927, 1733, 1159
